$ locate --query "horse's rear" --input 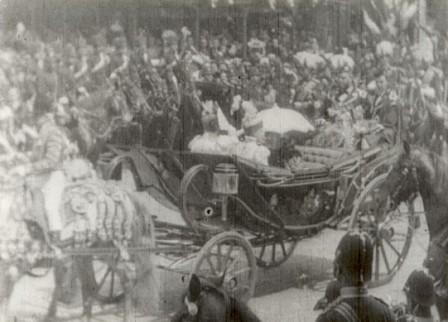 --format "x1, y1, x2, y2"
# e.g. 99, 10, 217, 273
0, 172, 158, 321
